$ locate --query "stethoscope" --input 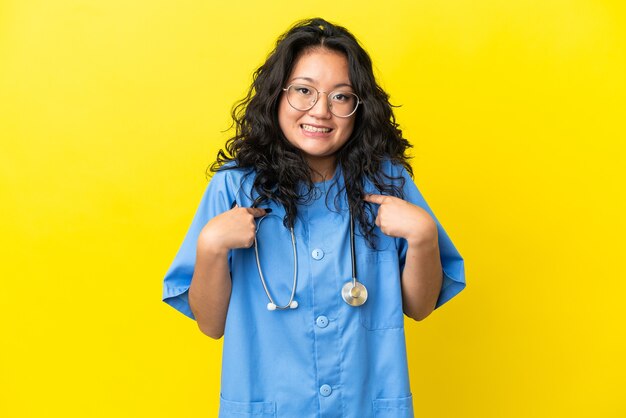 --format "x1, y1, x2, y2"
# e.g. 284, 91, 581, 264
253, 213, 368, 311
